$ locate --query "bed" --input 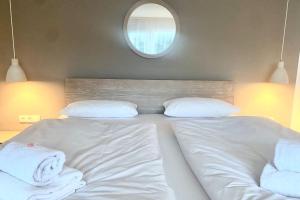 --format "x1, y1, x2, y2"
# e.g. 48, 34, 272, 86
172, 117, 300, 200
63, 78, 235, 200
2, 78, 234, 200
